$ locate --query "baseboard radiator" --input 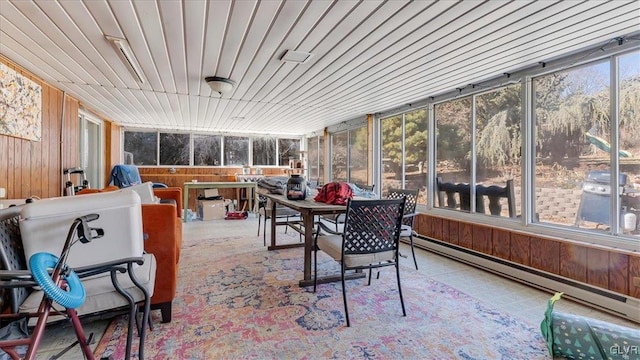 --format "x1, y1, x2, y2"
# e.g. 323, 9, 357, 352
410, 236, 640, 324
